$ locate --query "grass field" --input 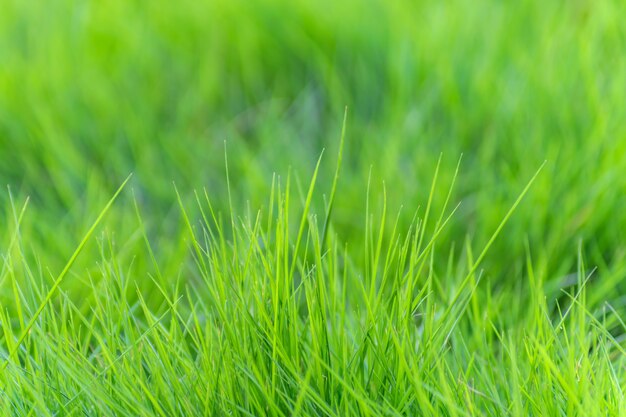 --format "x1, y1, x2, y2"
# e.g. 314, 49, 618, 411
1, 0, 626, 415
